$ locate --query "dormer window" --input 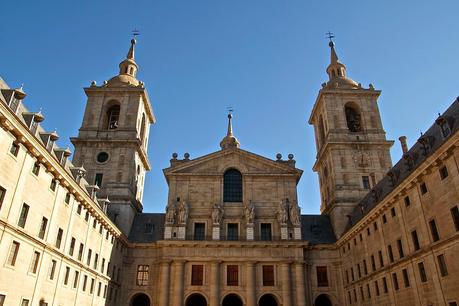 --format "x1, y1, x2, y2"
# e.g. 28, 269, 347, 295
223, 169, 242, 202
436, 117, 451, 138
107, 105, 120, 130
